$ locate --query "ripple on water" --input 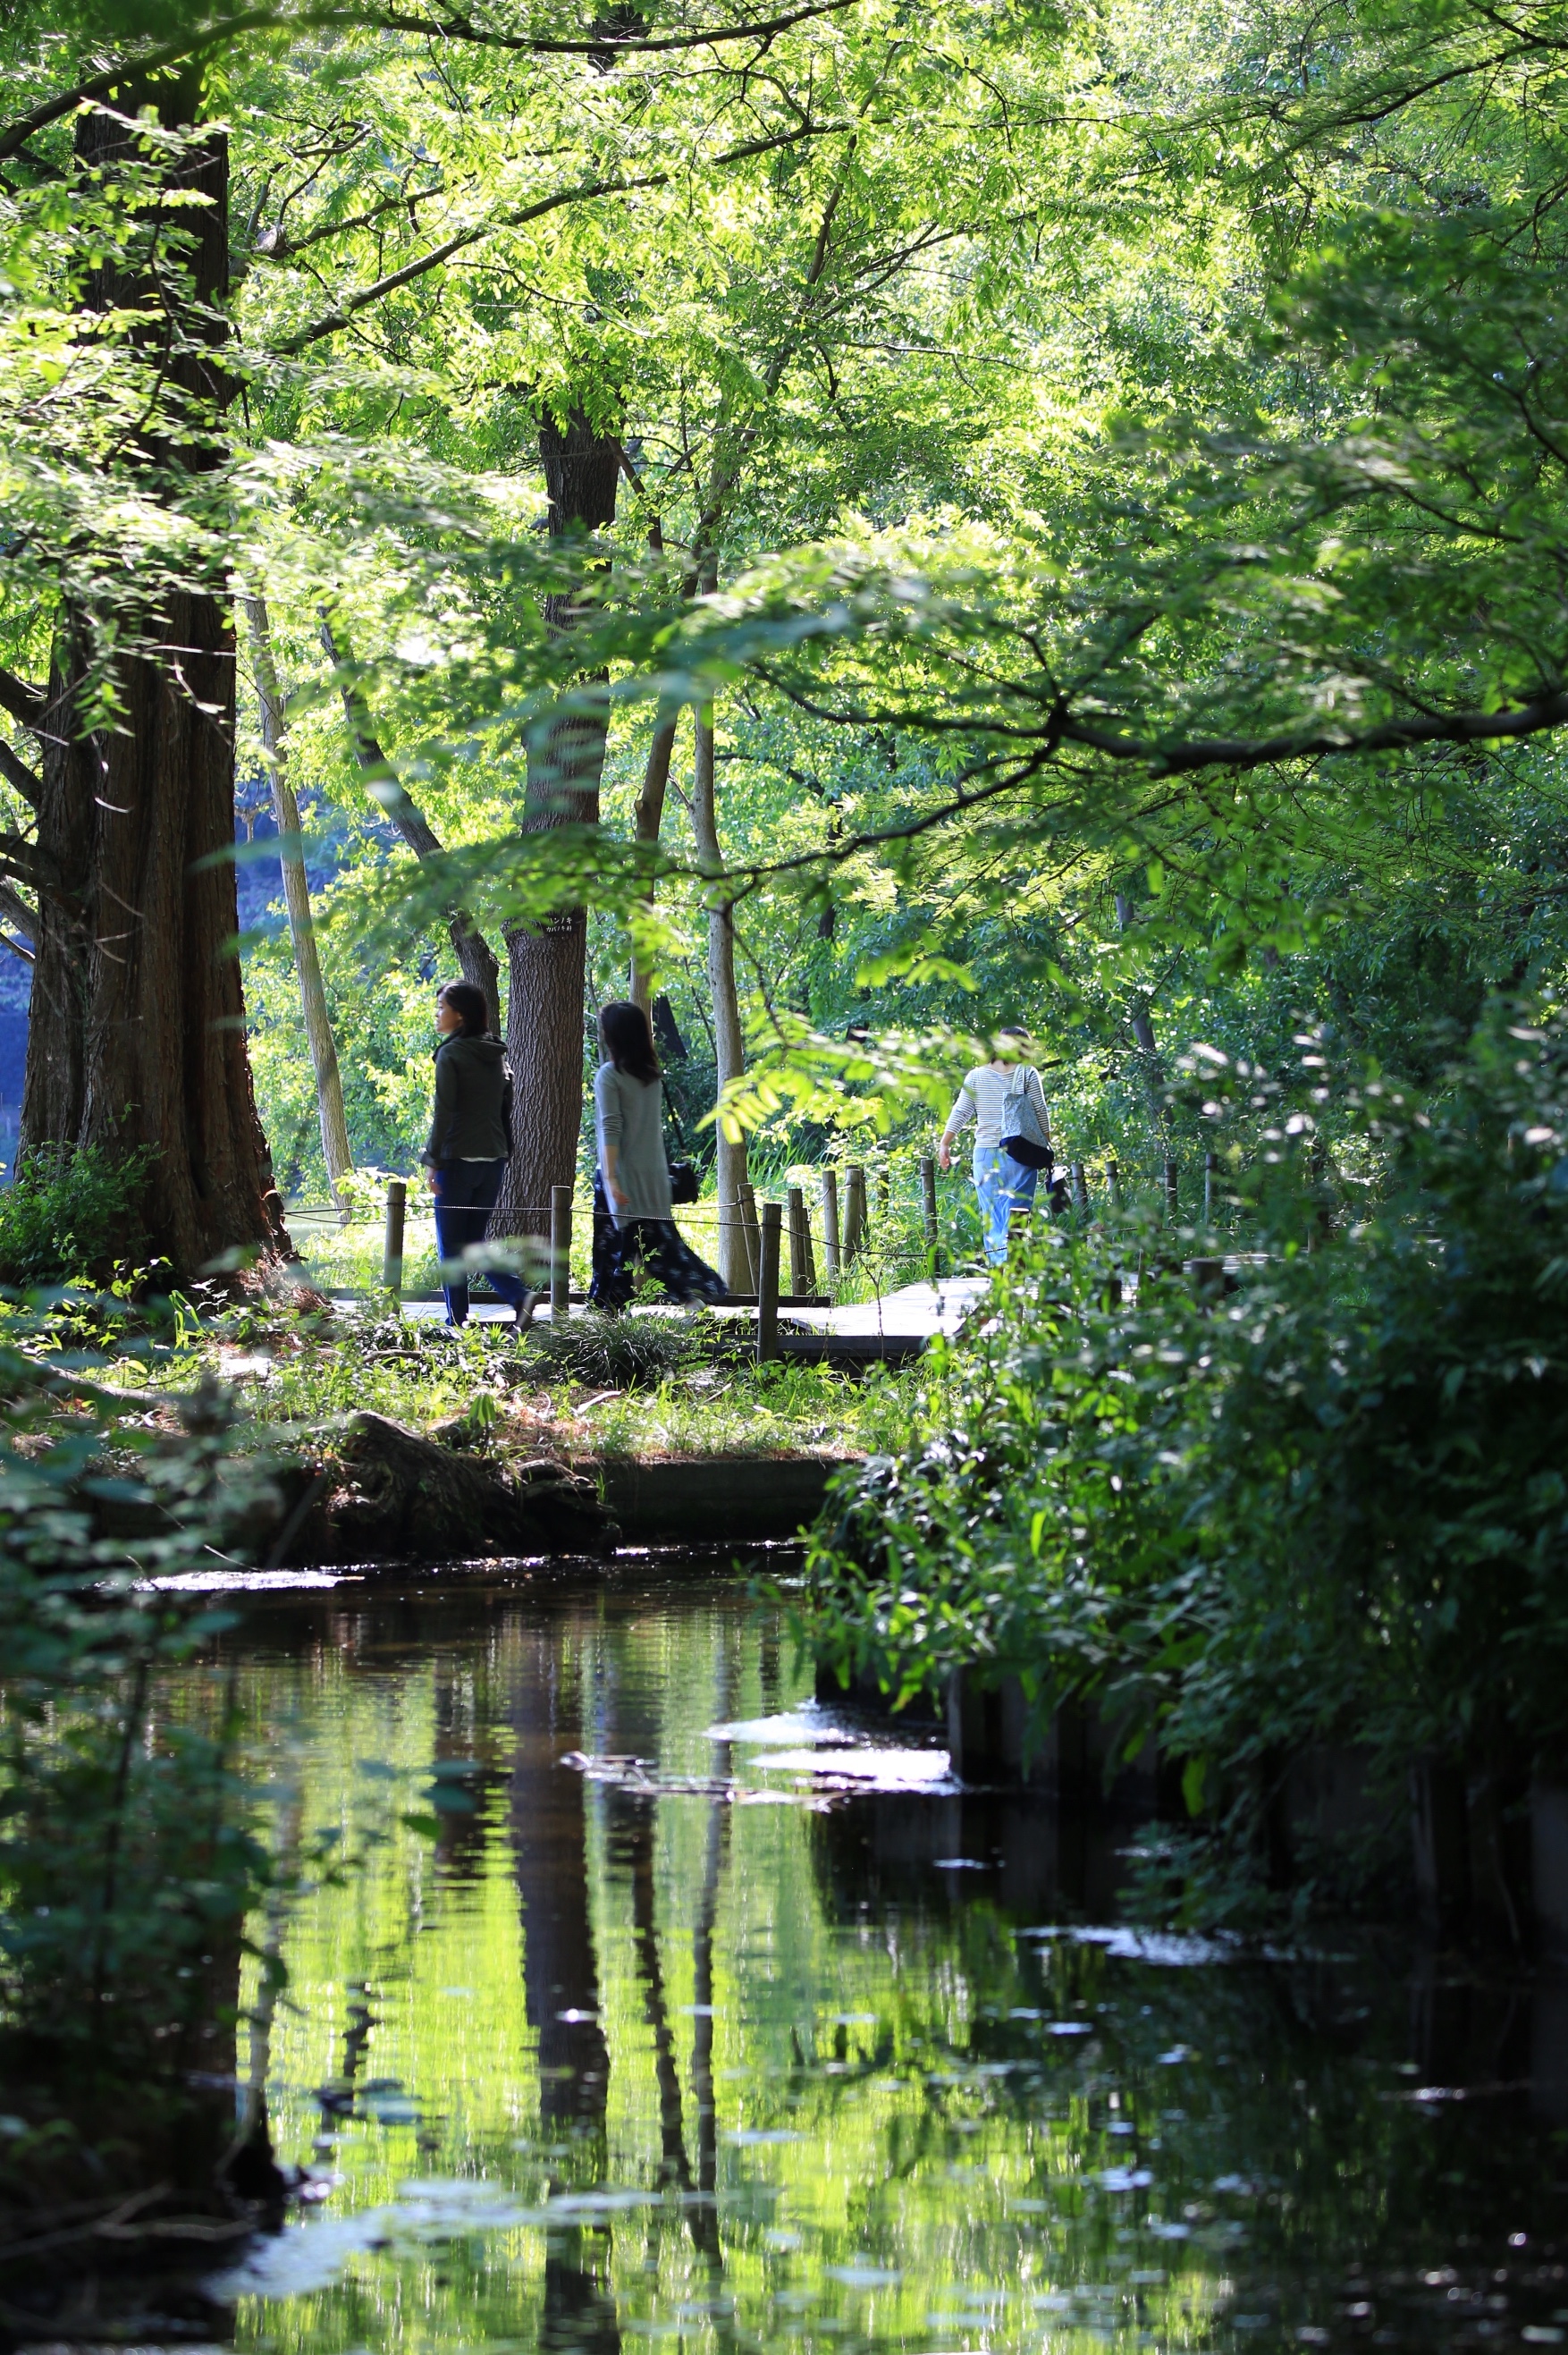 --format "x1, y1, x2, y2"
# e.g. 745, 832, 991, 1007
202, 1575, 1568, 2355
